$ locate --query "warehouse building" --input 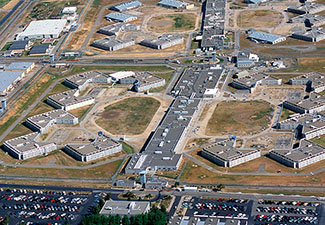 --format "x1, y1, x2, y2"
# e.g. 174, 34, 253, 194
62, 6, 77, 14
232, 73, 282, 93
145, 176, 168, 189
0, 71, 25, 95
269, 139, 325, 168
110, 0, 142, 11
118, 72, 165, 92
283, 92, 325, 114
276, 114, 325, 140
289, 72, 325, 93
292, 27, 325, 42
105, 12, 137, 22
287, 3, 325, 15
65, 135, 122, 162
29, 44, 52, 55
248, 31, 286, 44
47, 89, 95, 111
92, 36, 135, 51
158, 0, 188, 8
16, 19, 67, 40
98, 23, 139, 36
26, 109, 78, 133
3, 132, 57, 160
289, 14, 325, 27
9, 40, 32, 52
201, 138, 261, 168
6, 62, 35, 73
100, 201, 150, 216
140, 34, 183, 49
64, 71, 111, 91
